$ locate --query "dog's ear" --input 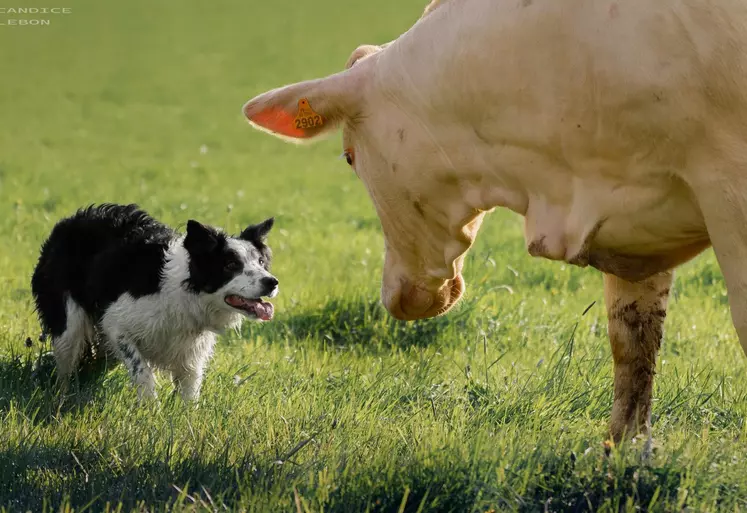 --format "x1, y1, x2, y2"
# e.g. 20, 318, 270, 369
185, 220, 220, 253
240, 217, 274, 243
